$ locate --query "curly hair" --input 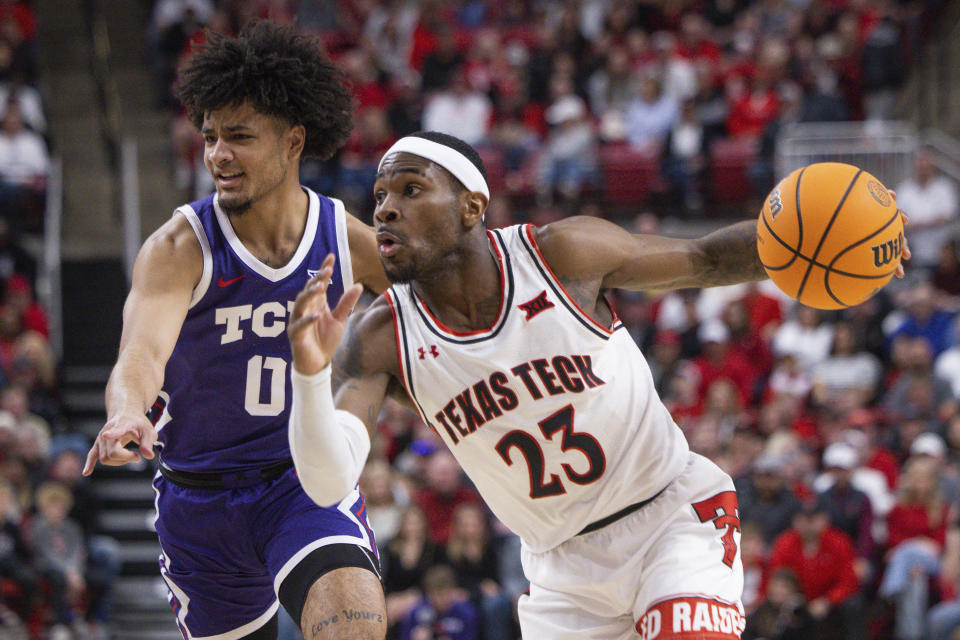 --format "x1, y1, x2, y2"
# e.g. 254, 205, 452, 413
175, 20, 354, 160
